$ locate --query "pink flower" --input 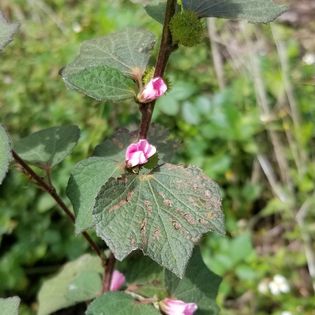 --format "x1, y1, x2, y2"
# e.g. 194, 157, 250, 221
160, 298, 198, 315
138, 77, 167, 103
109, 270, 126, 291
125, 139, 157, 168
